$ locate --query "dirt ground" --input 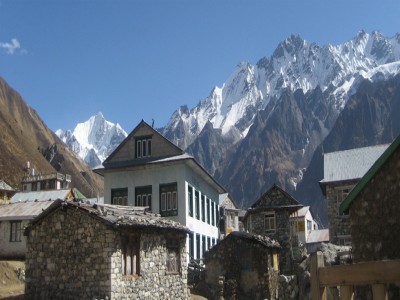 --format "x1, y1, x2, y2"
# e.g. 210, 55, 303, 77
0, 261, 25, 299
